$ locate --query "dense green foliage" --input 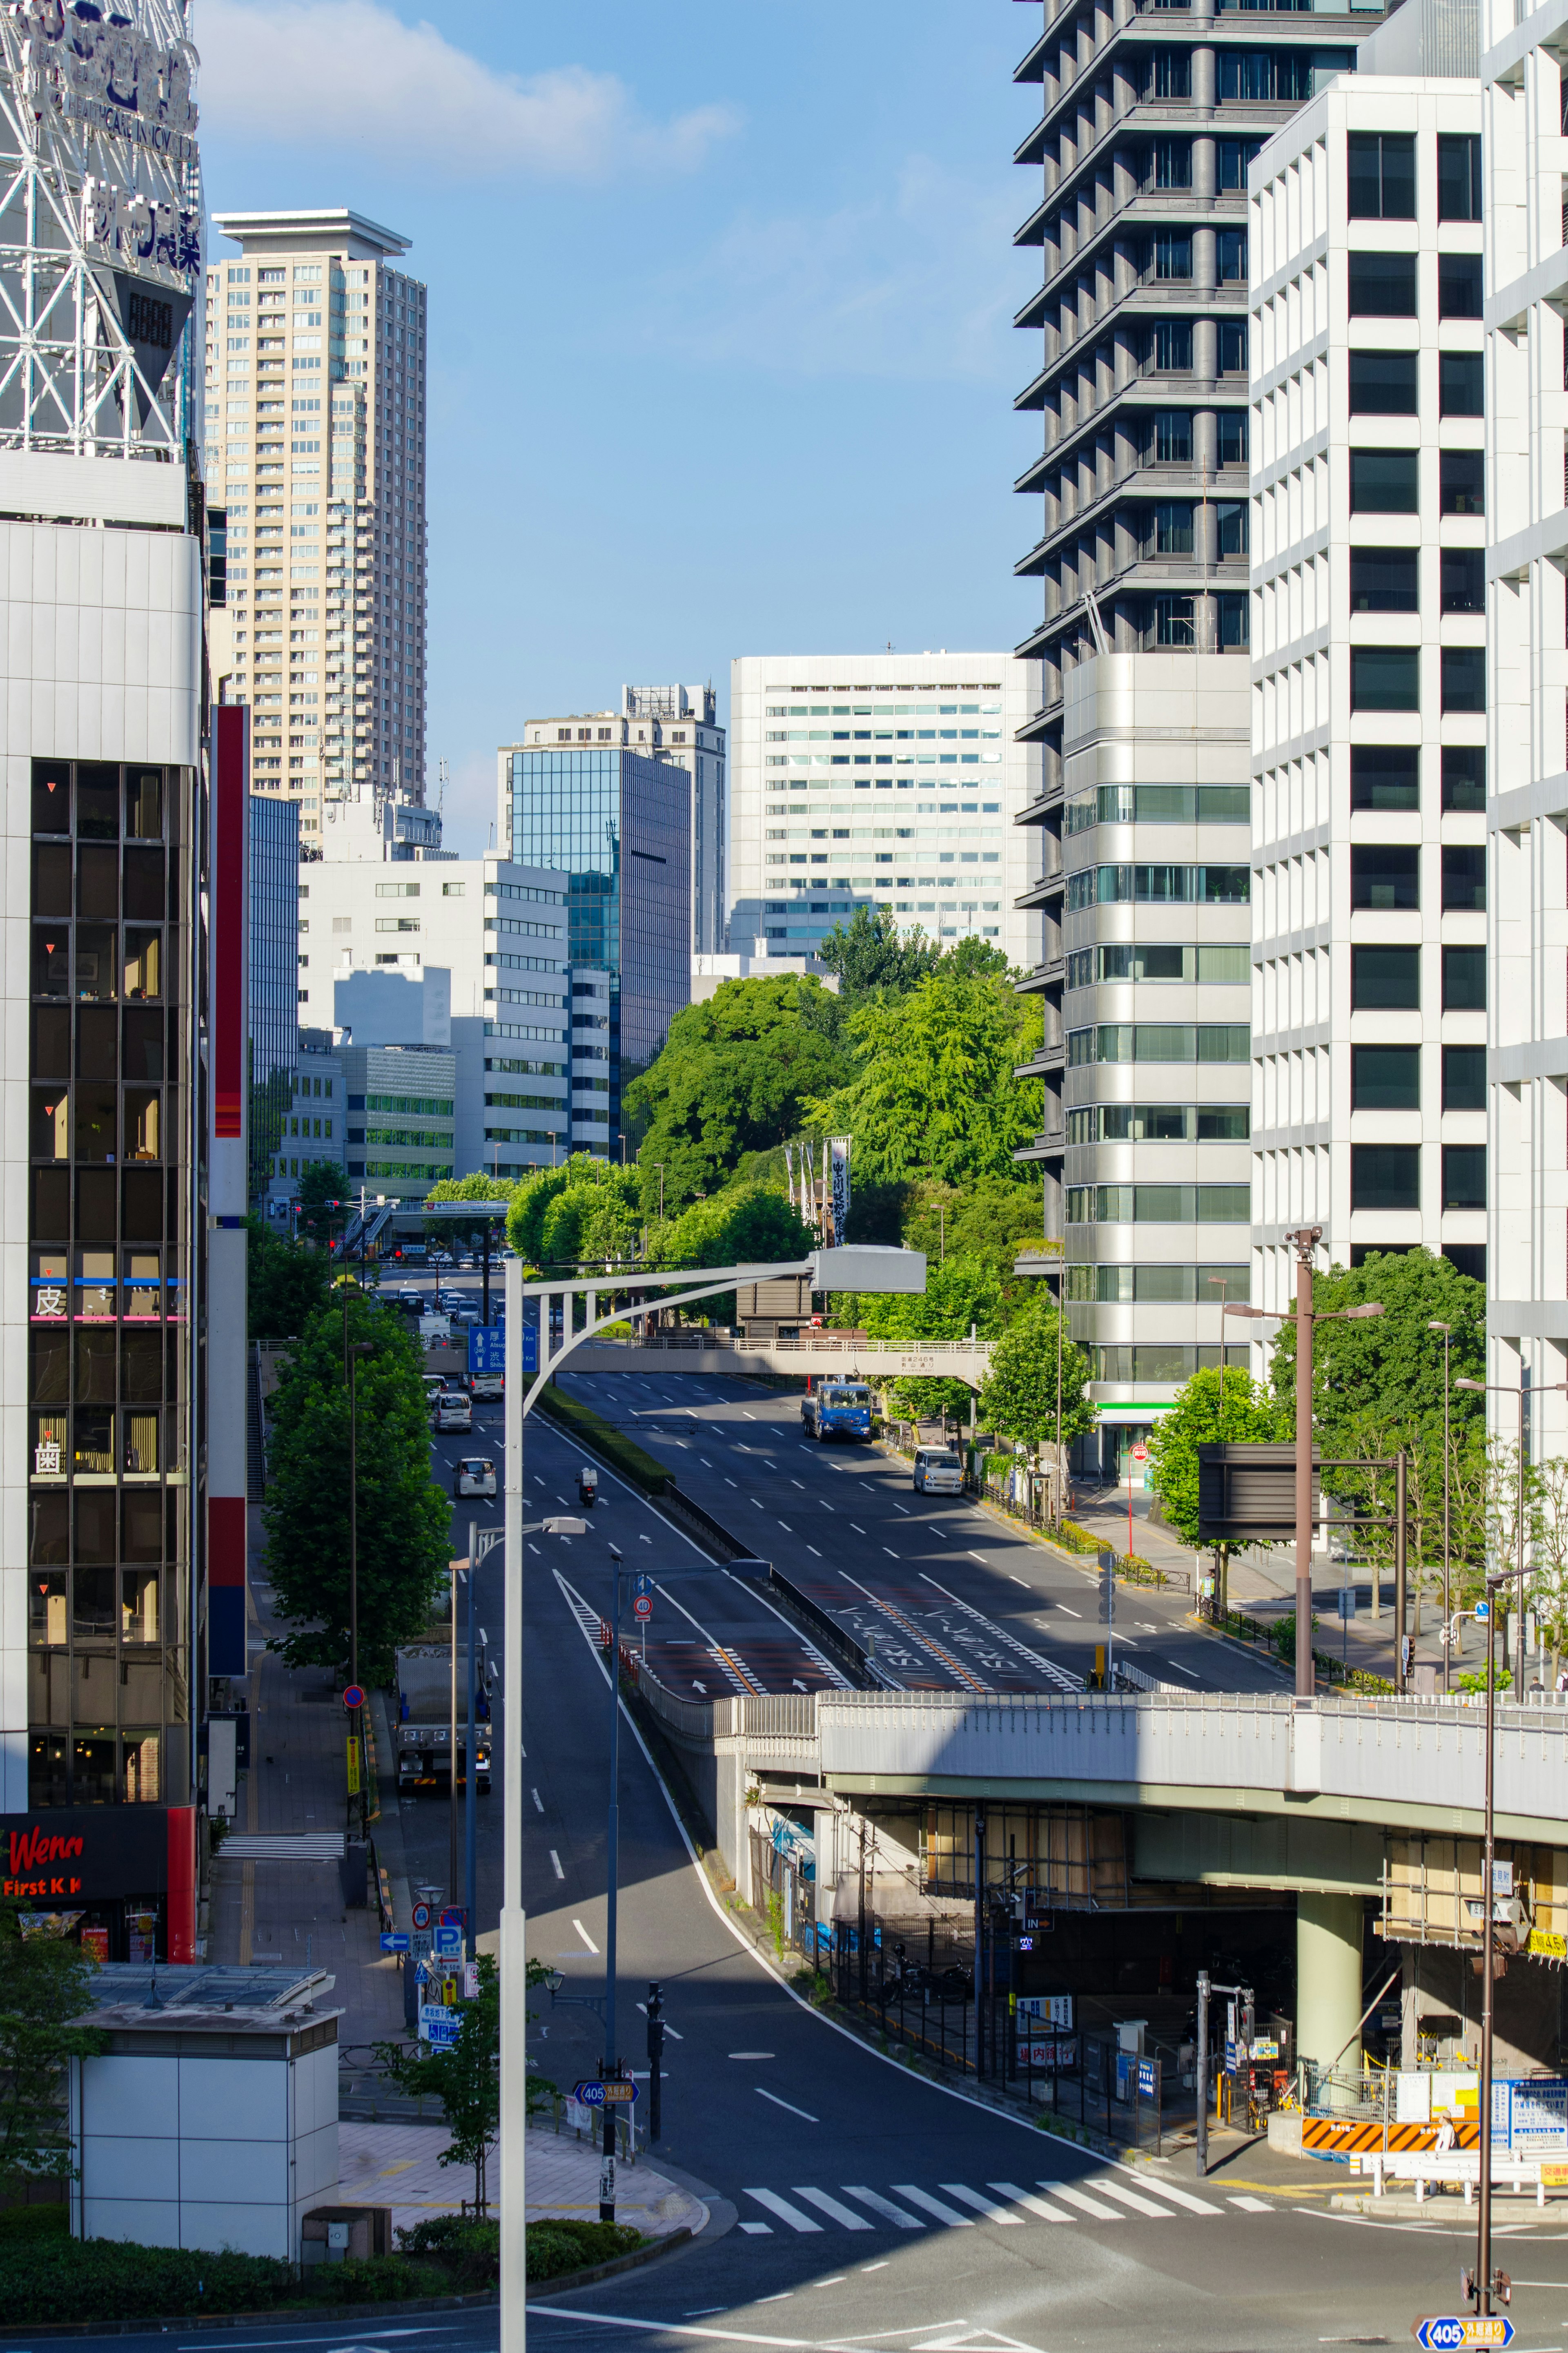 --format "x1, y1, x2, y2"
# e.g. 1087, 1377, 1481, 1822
506, 1155, 640, 1268
0, 1906, 105, 2188
978, 1298, 1097, 1452
1145, 1367, 1282, 1553
624, 977, 849, 1217
262, 1291, 450, 1681
294, 1160, 348, 1246
817, 906, 941, 997
247, 1218, 332, 1341
424, 1172, 520, 1254
526, 2219, 646, 2281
